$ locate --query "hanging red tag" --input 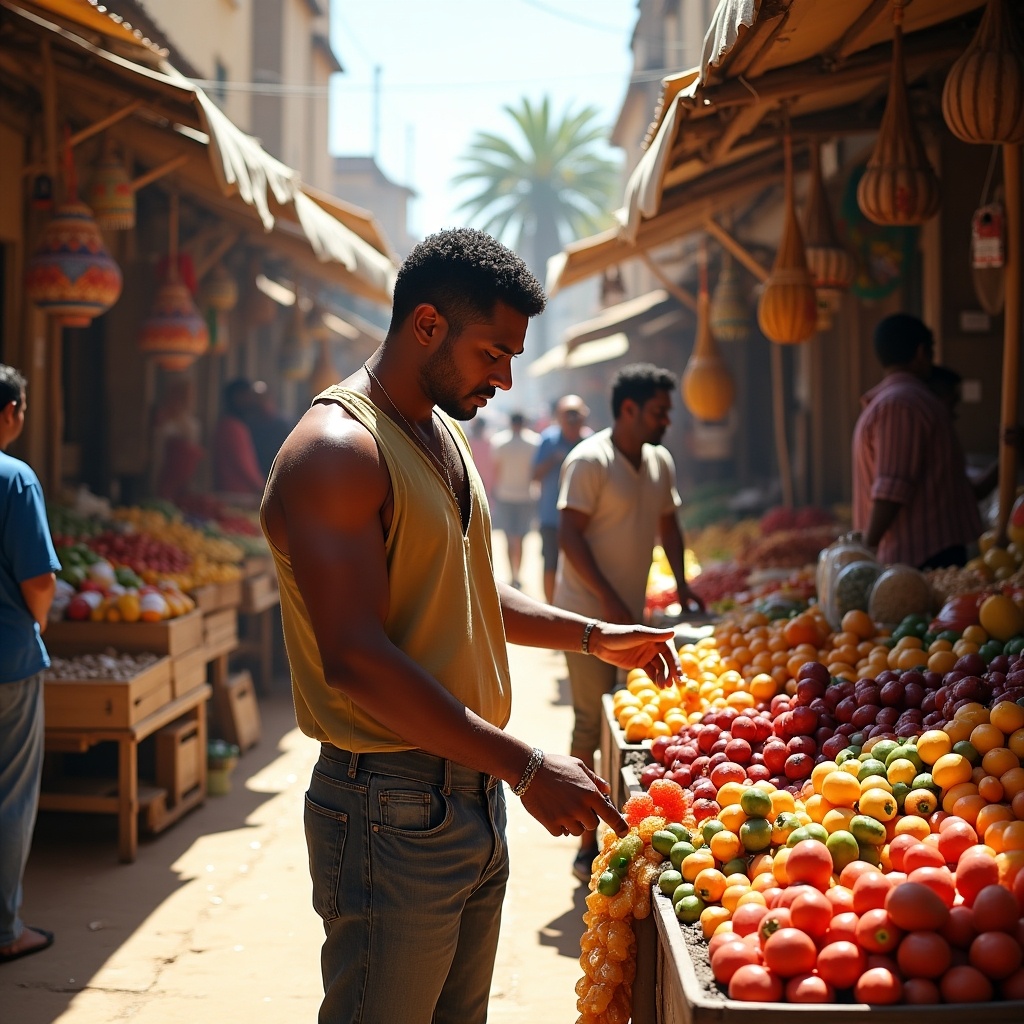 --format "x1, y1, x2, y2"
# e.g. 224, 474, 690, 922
971, 203, 1004, 268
